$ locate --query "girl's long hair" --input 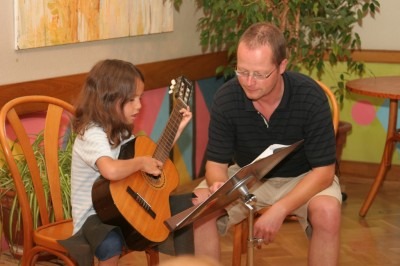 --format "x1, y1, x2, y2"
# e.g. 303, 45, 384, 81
73, 59, 144, 147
